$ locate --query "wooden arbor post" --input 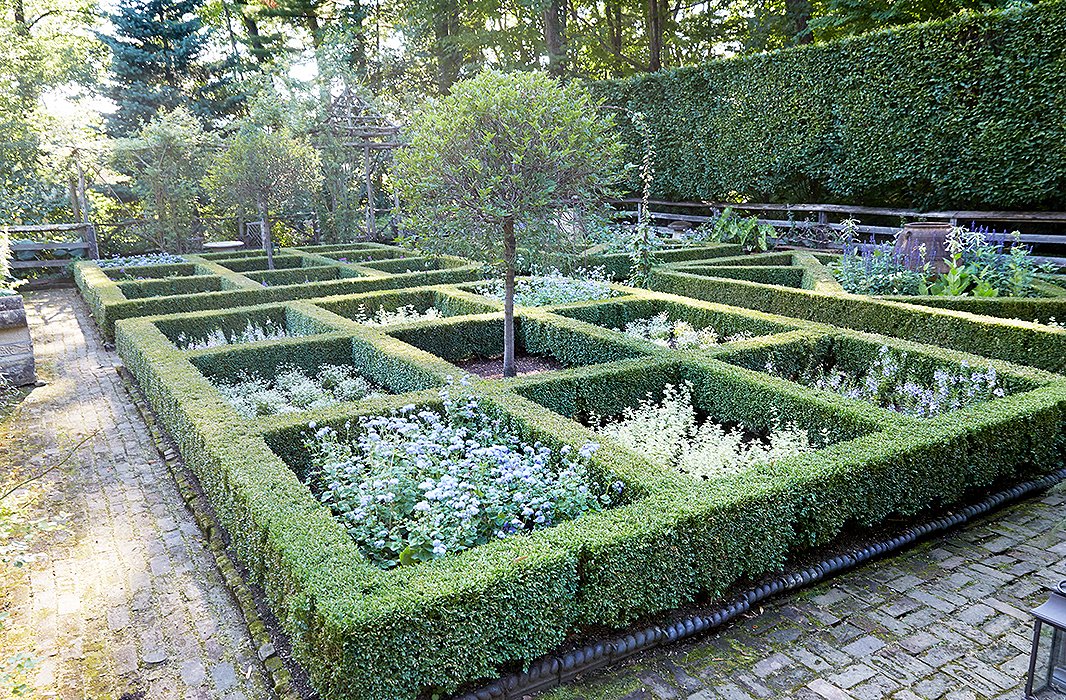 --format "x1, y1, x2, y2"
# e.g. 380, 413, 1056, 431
313, 86, 401, 242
